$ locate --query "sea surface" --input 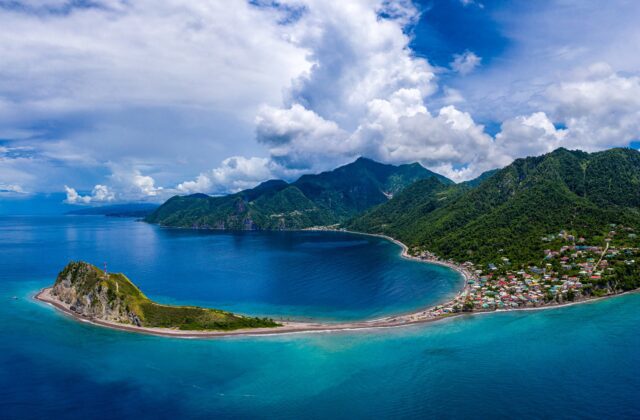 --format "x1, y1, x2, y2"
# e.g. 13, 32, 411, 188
1, 216, 639, 419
